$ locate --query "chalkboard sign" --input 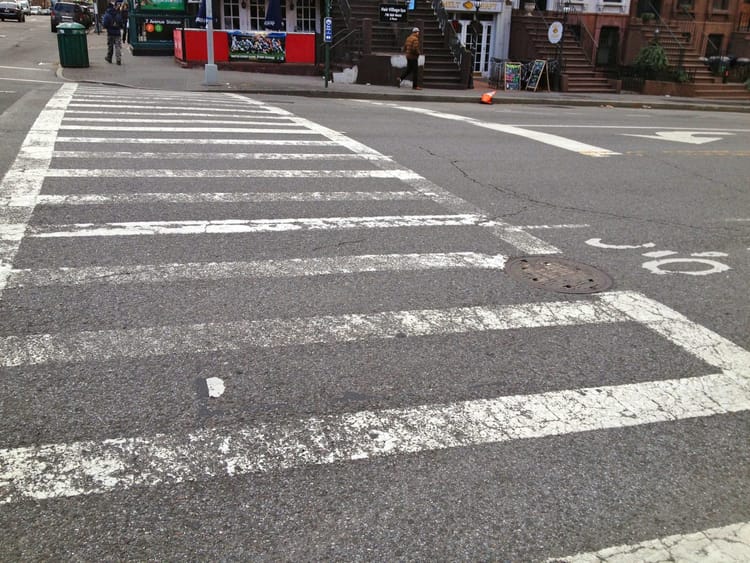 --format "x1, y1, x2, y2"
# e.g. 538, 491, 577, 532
379, 4, 407, 22
504, 62, 521, 90
526, 59, 547, 91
